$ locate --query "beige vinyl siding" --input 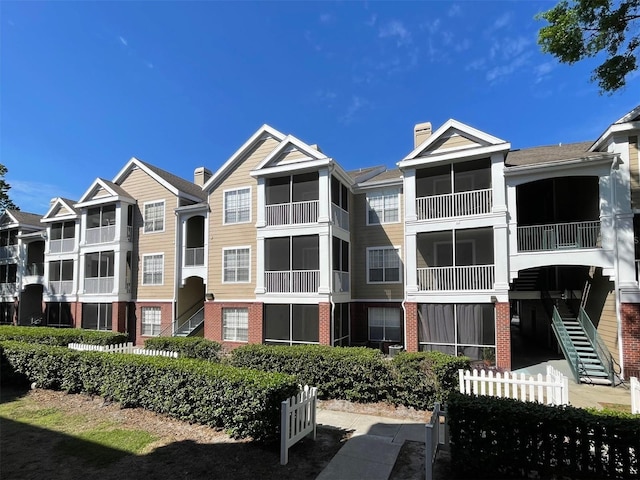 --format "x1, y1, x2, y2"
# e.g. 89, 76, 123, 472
208, 136, 280, 299
629, 136, 639, 209
119, 168, 178, 299
92, 186, 110, 199
424, 131, 479, 154
597, 290, 619, 366
351, 190, 404, 300
585, 269, 619, 366
274, 149, 309, 164
53, 205, 73, 218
